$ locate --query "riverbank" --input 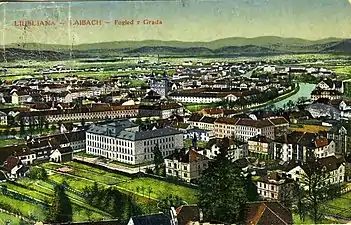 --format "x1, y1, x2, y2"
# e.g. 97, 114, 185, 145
248, 83, 301, 111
